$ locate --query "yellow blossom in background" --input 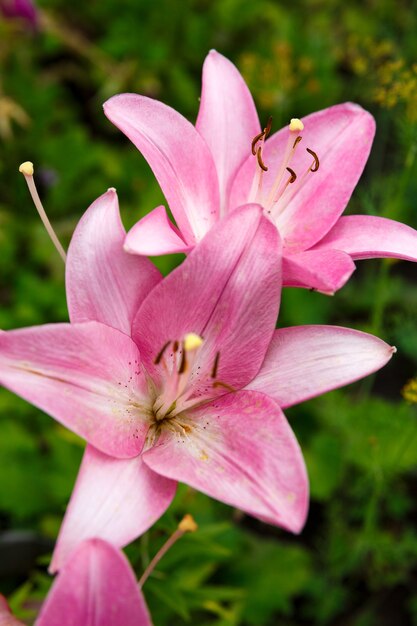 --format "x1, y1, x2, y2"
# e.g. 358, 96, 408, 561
402, 378, 417, 404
